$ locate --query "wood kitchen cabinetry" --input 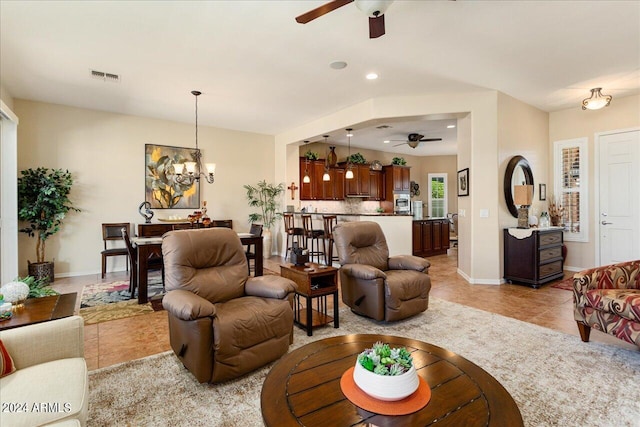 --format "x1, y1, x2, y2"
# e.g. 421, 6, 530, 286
342, 163, 371, 197
367, 170, 384, 201
383, 165, 411, 194
503, 228, 564, 288
412, 219, 450, 257
300, 157, 346, 201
